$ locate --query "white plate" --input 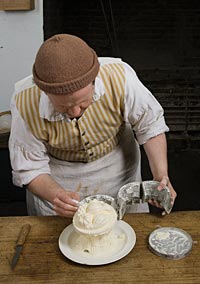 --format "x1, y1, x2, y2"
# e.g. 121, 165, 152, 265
59, 220, 136, 265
